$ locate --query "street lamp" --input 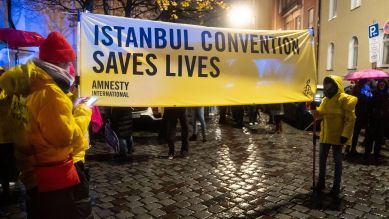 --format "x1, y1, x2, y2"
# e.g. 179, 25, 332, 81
227, 4, 254, 28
